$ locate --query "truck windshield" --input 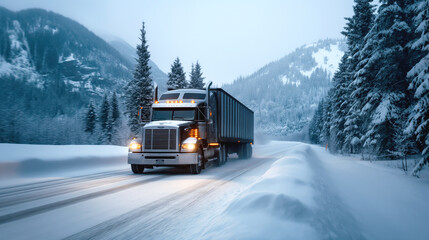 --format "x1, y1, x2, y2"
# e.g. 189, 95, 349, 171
152, 109, 195, 121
